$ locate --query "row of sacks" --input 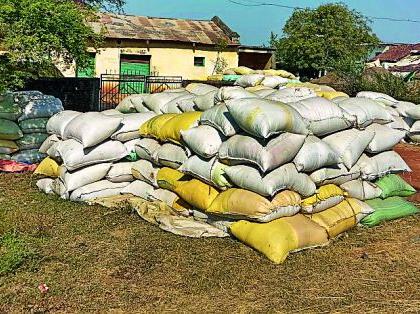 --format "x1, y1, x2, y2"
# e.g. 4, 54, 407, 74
0, 91, 63, 163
